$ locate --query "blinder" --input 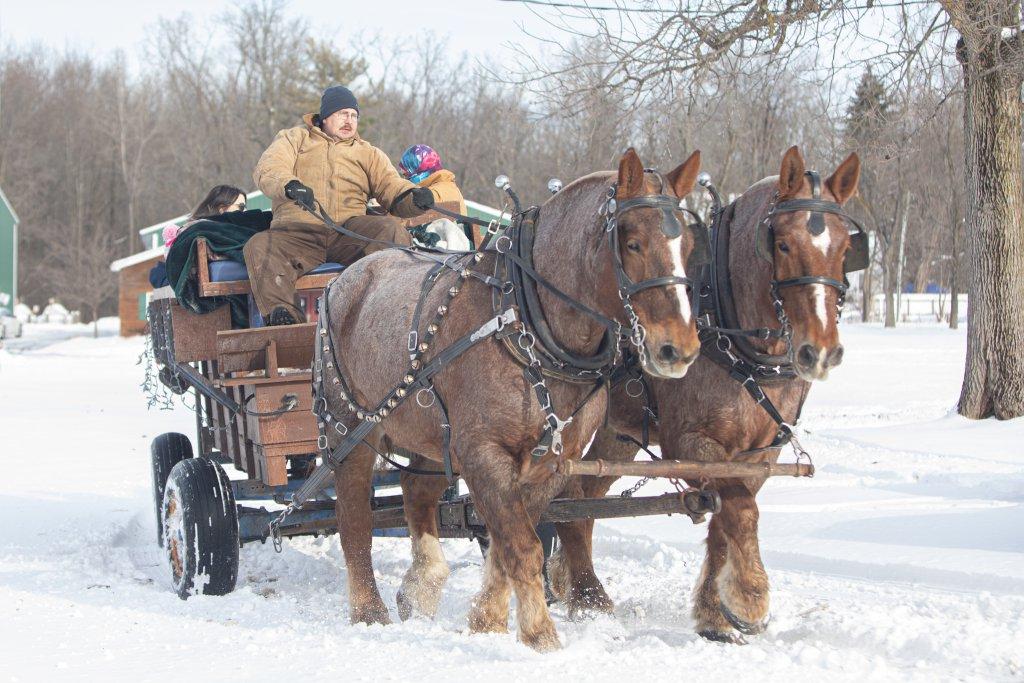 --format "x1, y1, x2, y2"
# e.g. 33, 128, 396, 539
614, 194, 712, 285
756, 171, 870, 274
